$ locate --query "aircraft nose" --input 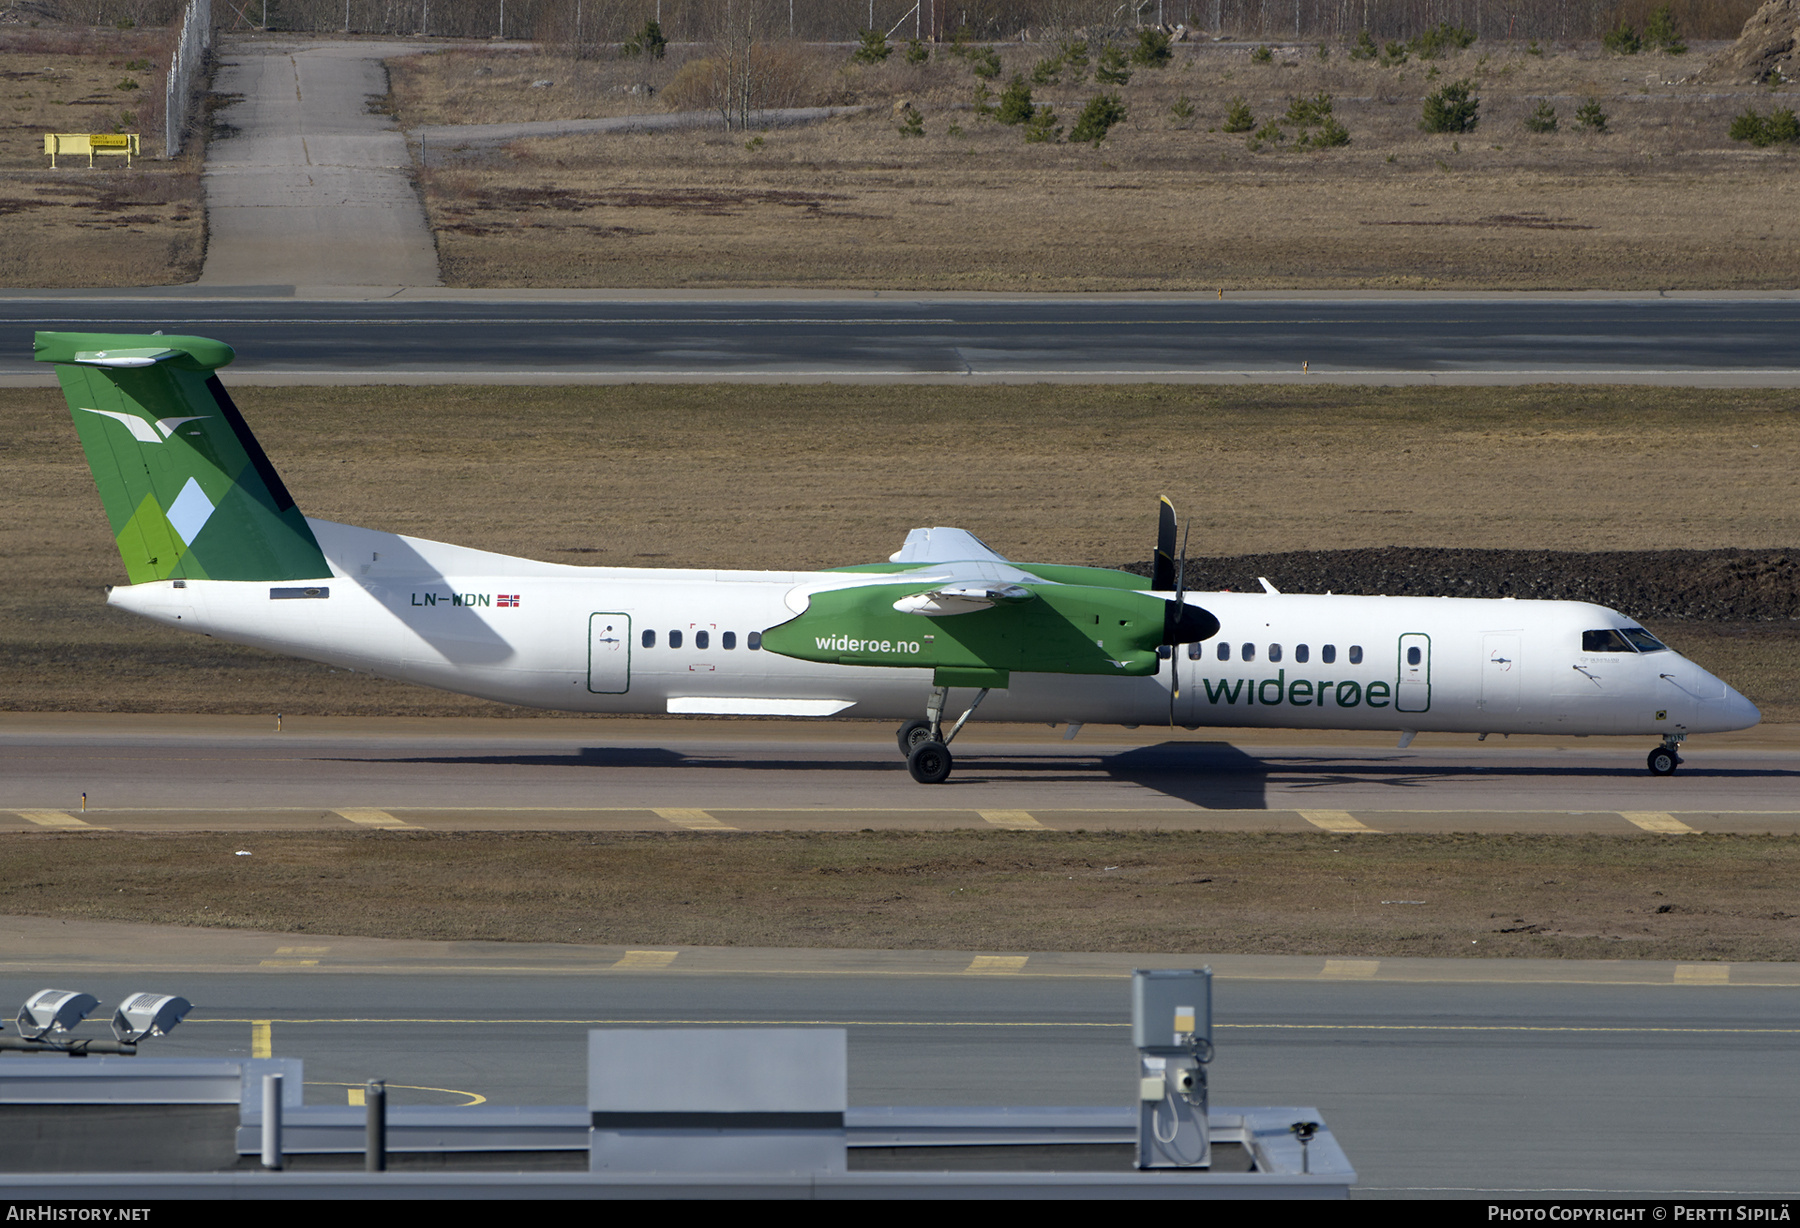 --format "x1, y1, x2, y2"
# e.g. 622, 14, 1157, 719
1718, 683, 1761, 731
